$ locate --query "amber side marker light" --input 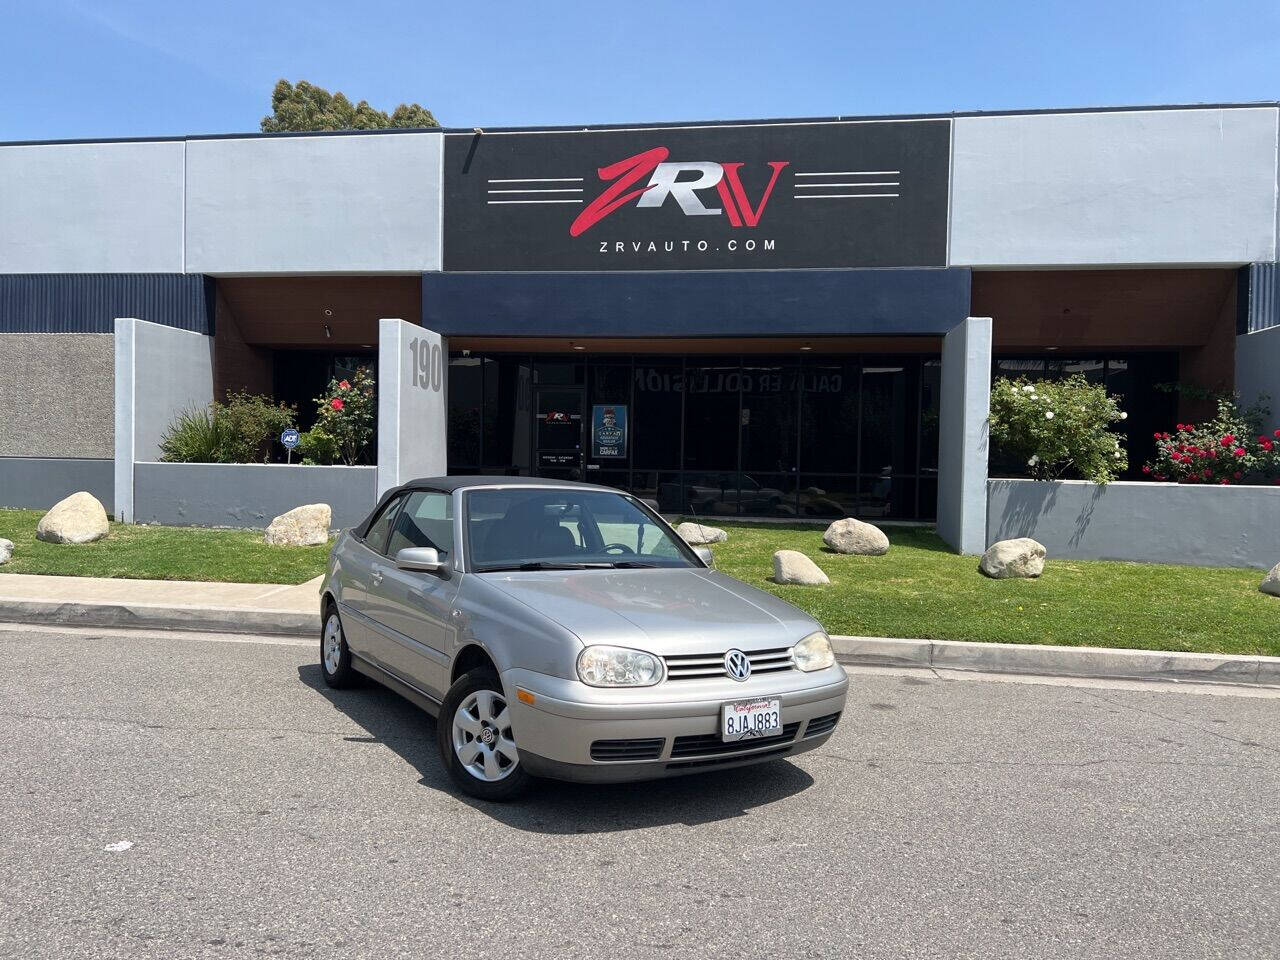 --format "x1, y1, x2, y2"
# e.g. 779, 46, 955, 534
516, 689, 536, 705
